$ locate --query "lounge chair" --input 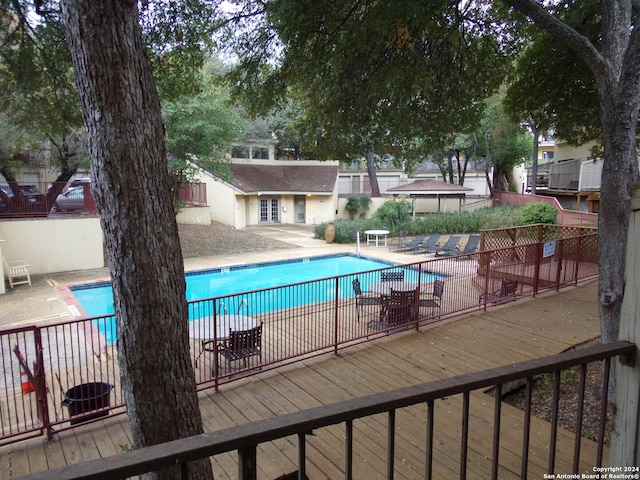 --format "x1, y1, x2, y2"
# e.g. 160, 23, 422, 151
479, 279, 519, 306
409, 234, 442, 255
387, 231, 408, 251
429, 236, 461, 255
436, 234, 480, 257
398, 235, 426, 253
419, 279, 445, 318
2, 257, 31, 288
352, 278, 381, 322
